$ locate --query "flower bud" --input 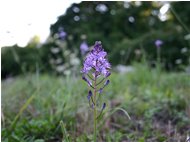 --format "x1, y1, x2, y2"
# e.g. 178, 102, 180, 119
104, 80, 110, 86
105, 72, 111, 78
98, 88, 103, 94
82, 75, 92, 86
102, 103, 106, 110
87, 90, 93, 101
